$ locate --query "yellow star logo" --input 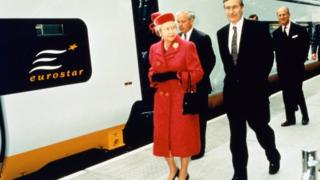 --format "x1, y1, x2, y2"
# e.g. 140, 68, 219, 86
68, 43, 78, 51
